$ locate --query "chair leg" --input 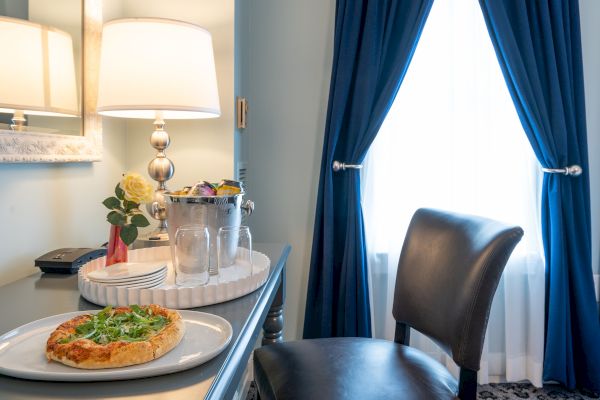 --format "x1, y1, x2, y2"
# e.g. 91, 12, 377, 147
394, 322, 410, 345
458, 368, 477, 400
